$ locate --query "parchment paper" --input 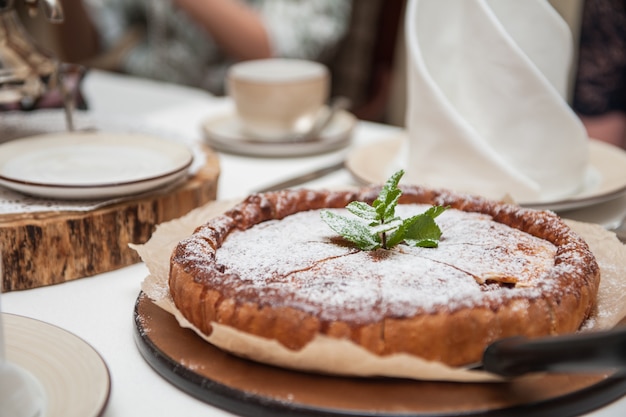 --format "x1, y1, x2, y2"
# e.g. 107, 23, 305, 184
131, 199, 626, 382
